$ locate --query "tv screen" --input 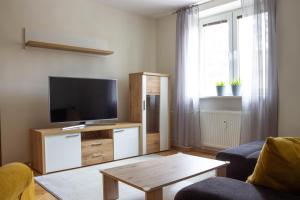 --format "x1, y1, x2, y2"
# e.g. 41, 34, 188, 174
49, 77, 117, 123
